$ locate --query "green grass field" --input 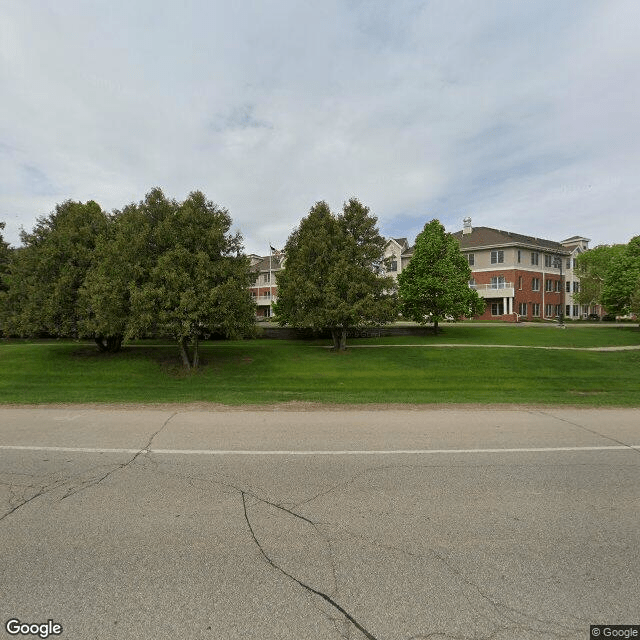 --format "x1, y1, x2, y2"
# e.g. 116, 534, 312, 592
1, 324, 639, 406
